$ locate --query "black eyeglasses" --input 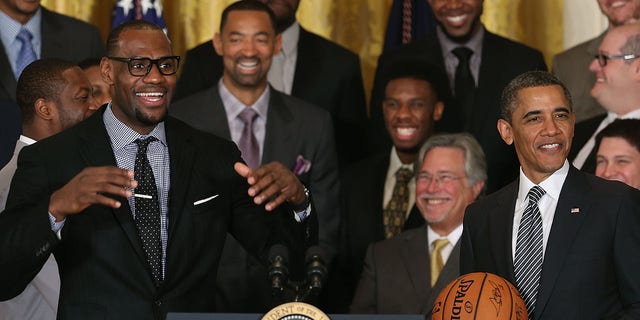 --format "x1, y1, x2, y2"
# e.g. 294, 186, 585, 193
108, 56, 181, 77
594, 52, 640, 67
